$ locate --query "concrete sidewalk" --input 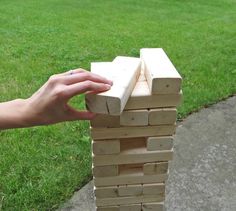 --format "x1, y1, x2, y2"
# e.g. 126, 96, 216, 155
59, 96, 236, 211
